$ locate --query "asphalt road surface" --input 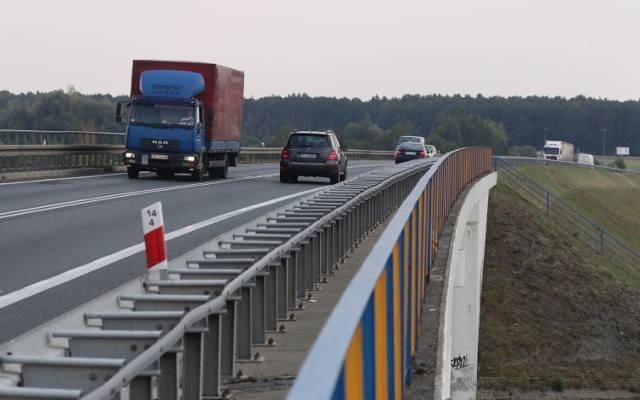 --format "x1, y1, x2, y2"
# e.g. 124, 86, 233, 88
0, 160, 391, 343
